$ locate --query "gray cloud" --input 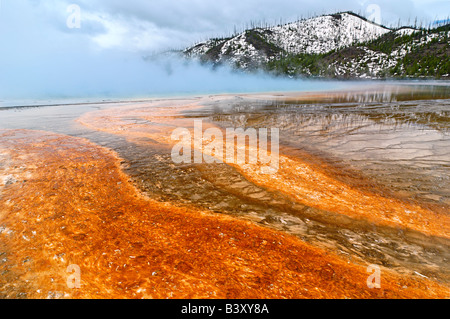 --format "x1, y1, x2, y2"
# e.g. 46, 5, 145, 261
1, 0, 443, 53
0, 0, 447, 101
77, 0, 443, 44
